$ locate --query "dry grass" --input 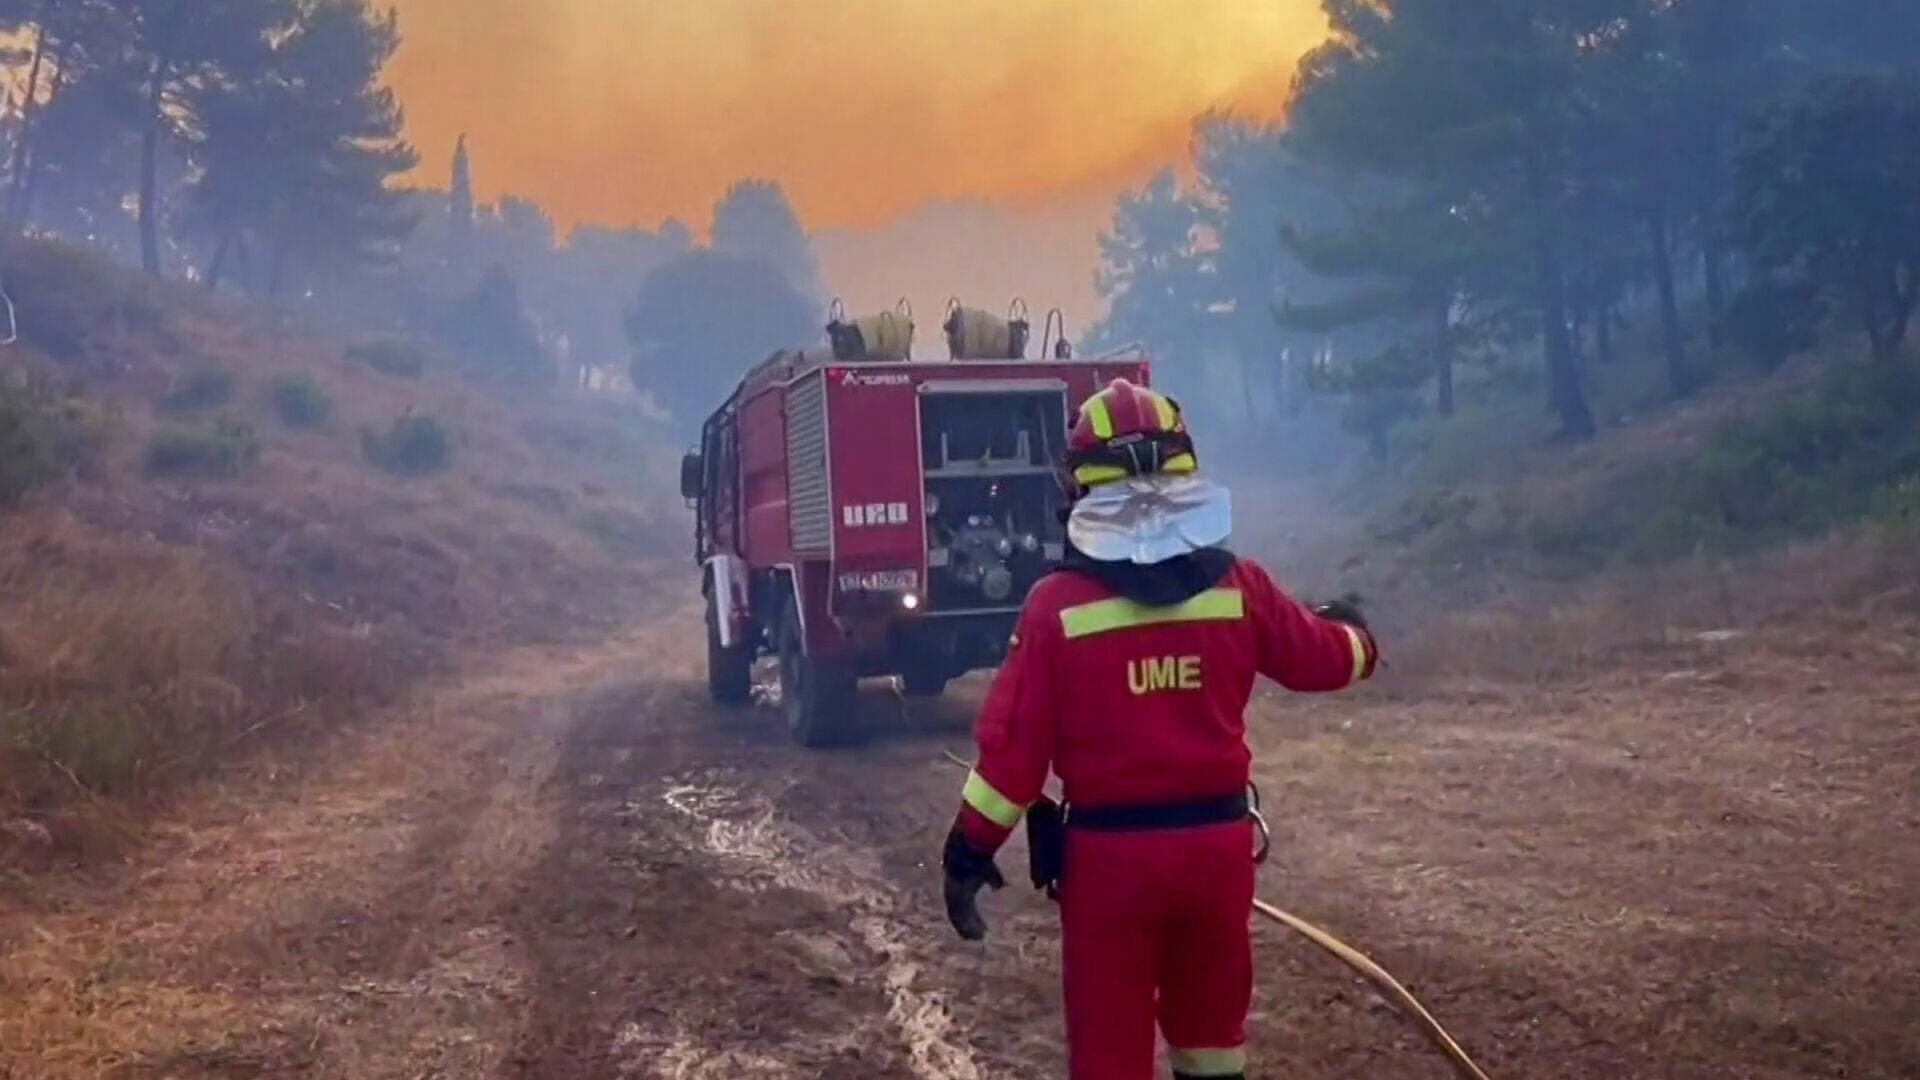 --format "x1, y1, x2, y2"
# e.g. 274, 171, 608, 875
0, 235, 683, 839
1346, 516, 1919, 691
0, 624, 658, 1080
1349, 349, 1920, 592
1230, 342, 1920, 692
0, 509, 395, 848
